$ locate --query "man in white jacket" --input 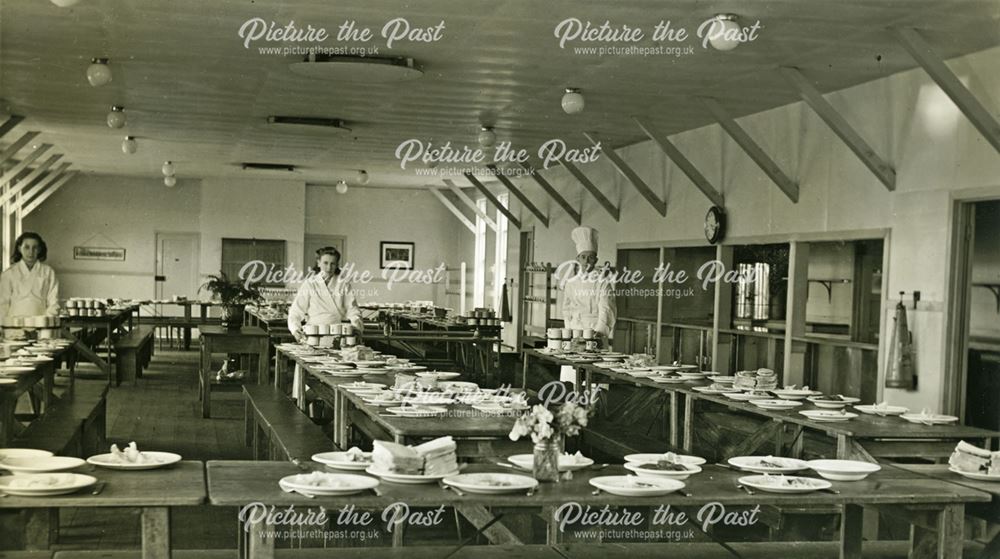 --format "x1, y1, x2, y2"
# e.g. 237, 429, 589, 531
561, 226, 616, 343
287, 246, 363, 342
